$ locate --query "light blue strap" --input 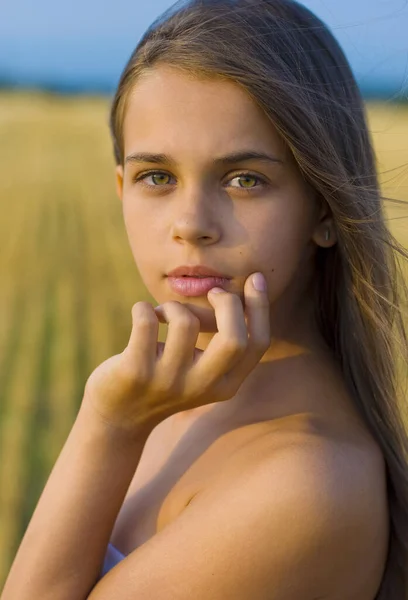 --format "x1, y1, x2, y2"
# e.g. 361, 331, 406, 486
99, 542, 126, 579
